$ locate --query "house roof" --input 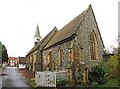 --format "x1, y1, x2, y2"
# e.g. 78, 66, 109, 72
26, 27, 58, 56
44, 7, 88, 49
